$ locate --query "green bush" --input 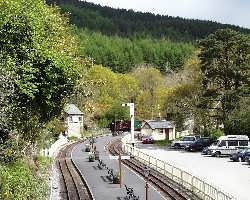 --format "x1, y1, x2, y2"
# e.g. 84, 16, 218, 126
154, 139, 171, 146
0, 156, 52, 200
85, 145, 91, 152
67, 135, 79, 141
88, 153, 95, 162
81, 130, 92, 137
209, 129, 224, 139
